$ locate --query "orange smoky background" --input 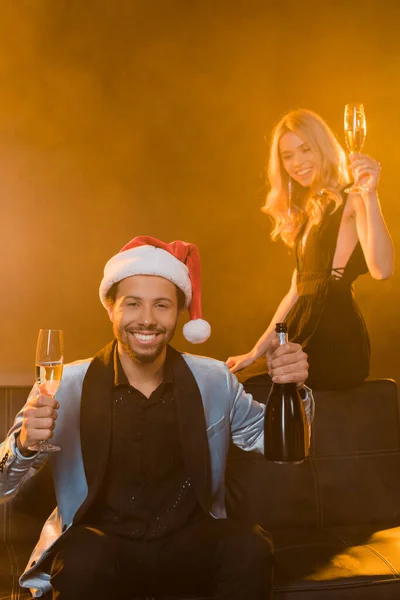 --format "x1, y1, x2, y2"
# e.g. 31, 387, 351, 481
0, 0, 398, 385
